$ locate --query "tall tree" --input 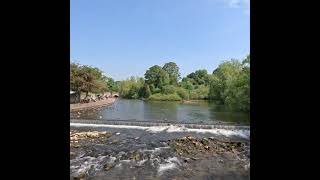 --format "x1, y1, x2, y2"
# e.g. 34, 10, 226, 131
162, 62, 181, 85
180, 78, 194, 100
140, 83, 151, 98
208, 56, 250, 111
70, 62, 107, 97
144, 65, 169, 89
186, 69, 210, 86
